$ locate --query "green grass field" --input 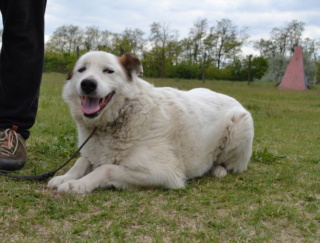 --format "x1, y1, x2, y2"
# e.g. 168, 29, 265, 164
1, 73, 319, 242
